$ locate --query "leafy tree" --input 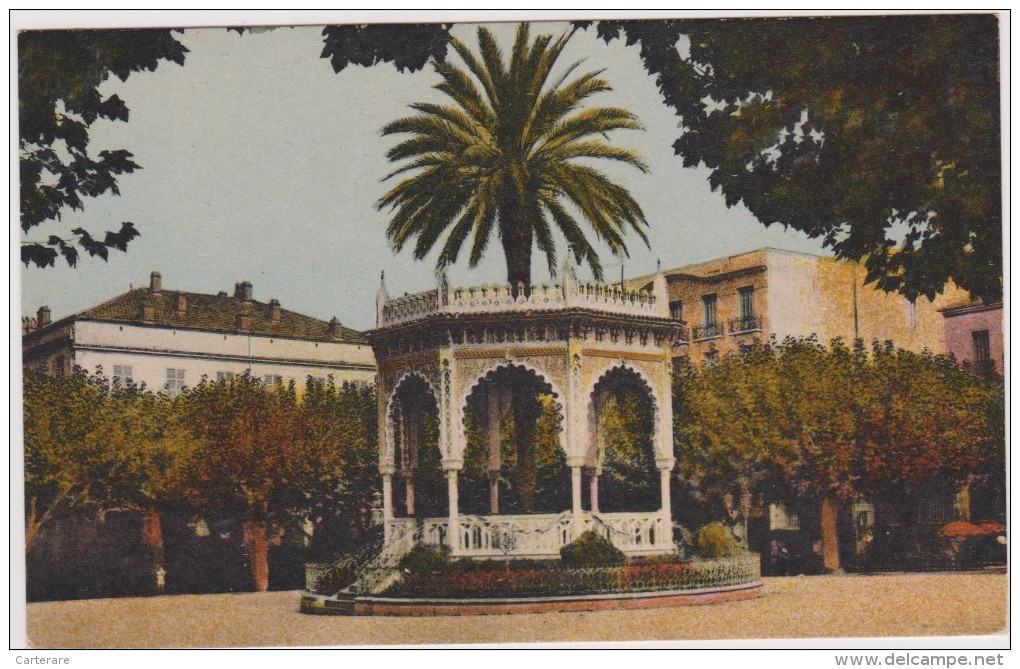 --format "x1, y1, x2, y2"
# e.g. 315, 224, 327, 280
595, 389, 658, 512
379, 23, 649, 291
23, 370, 114, 550
857, 344, 1000, 505
675, 342, 794, 512
95, 384, 199, 587
769, 338, 863, 570
320, 23, 452, 74
589, 15, 1001, 302
300, 379, 379, 556
18, 29, 188, 268
180, 375, 340, 591
674, 336, 1003, 571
